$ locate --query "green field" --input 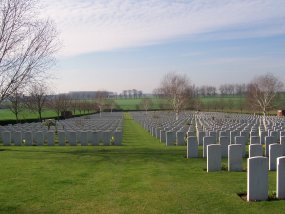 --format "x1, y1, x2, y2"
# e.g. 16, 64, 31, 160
1, 94, 284, 122
114, 98, 168, 110
0, 113, 284, 213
